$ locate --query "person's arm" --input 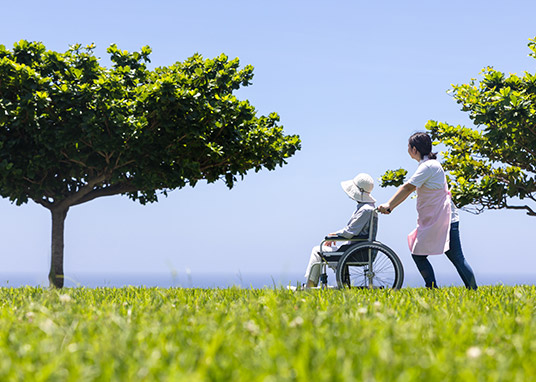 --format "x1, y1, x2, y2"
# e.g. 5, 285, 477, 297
332, 207, 371, 238
325, 207, 372, 246
378, 182, 416, 214
324, 208, 372, 247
